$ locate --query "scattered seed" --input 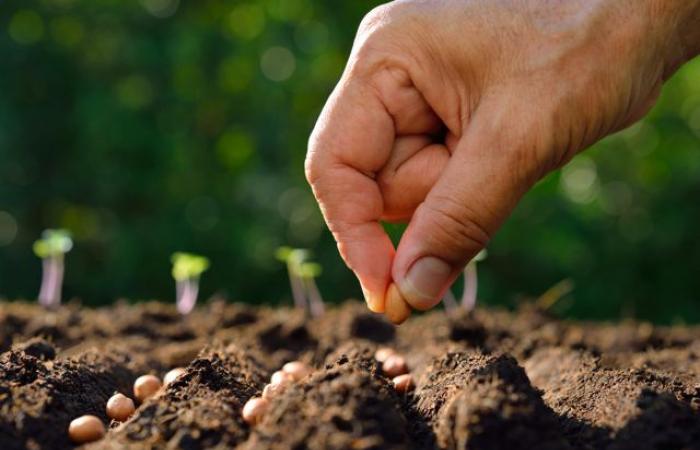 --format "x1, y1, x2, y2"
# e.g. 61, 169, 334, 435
262, 382, 286, 399
270, 370, 294, 386
133, 374, 162, 402
385, 283, 411, 324
392, 374, 414, 393
242, 397, 269, 425
68, 415, 105, 444
163, 367, 186, 386
383, 354, 408, 378
282, 361, 311, 381
374, 347, 395, 363
106, 393, 135, 422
